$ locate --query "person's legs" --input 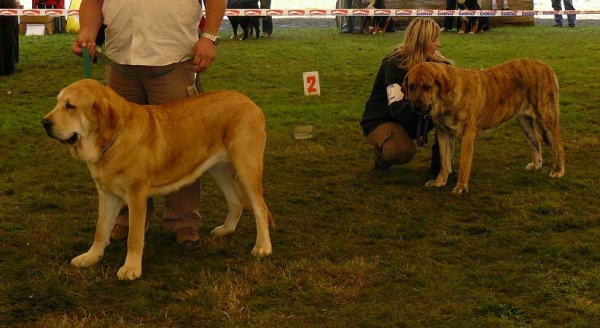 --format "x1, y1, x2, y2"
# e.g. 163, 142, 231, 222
259, 0, 273, 36
0, 0, 19, 76
142, 60, 203, 251
368, 122, 417, 171
551, 0, 564, 26
563, 0, 576, 27
104, 65, 155, 237
352, 0, 364, 33
442, 0, 457, 31
340, 0, 353, 33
